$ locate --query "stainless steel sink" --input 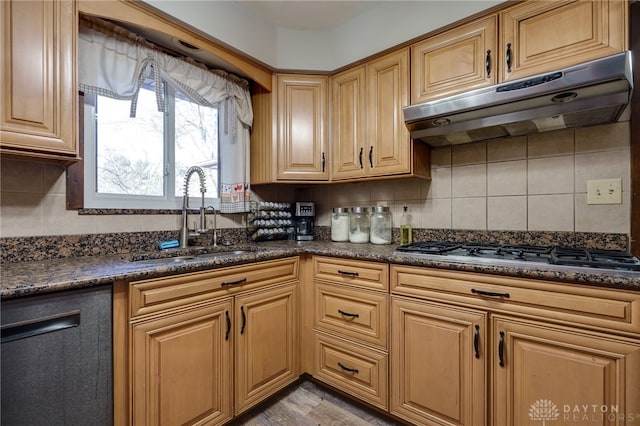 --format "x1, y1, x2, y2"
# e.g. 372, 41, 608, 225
196, 250, 252, 258
129, 249, 255, 264
131, 255, 197, 265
